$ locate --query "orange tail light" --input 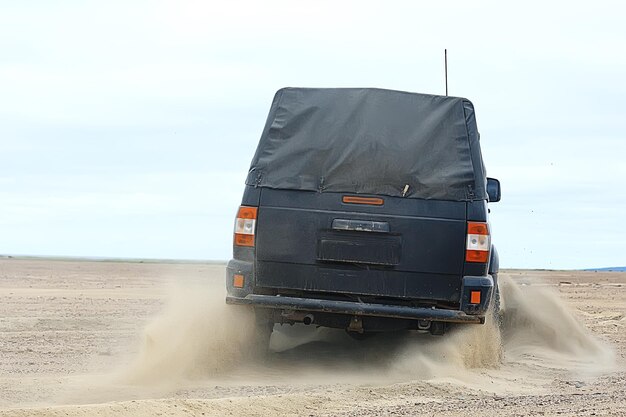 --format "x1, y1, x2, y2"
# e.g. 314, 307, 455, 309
234, 206, 257, 247
465, 221, 490, 263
